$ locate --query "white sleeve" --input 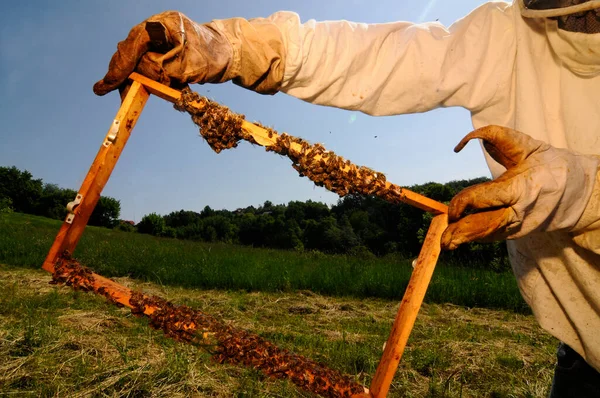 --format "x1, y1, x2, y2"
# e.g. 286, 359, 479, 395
269, 2, 517, 116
